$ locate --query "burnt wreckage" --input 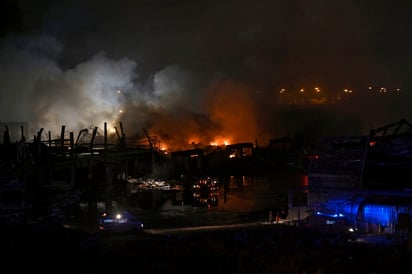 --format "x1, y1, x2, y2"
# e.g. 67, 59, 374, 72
307, 118, 412, 189
0, 122, 168, 221
289, 119, 412, 243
